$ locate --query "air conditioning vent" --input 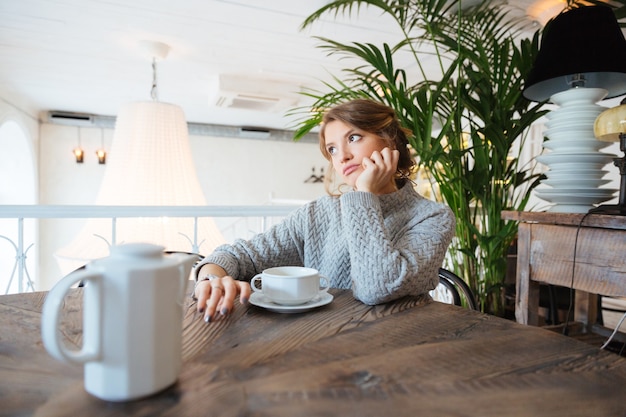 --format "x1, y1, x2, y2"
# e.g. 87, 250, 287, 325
239, 126, 271, 139
219, 95, 281, 112
210, 74, 301, 112
47, 111, 94, 126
